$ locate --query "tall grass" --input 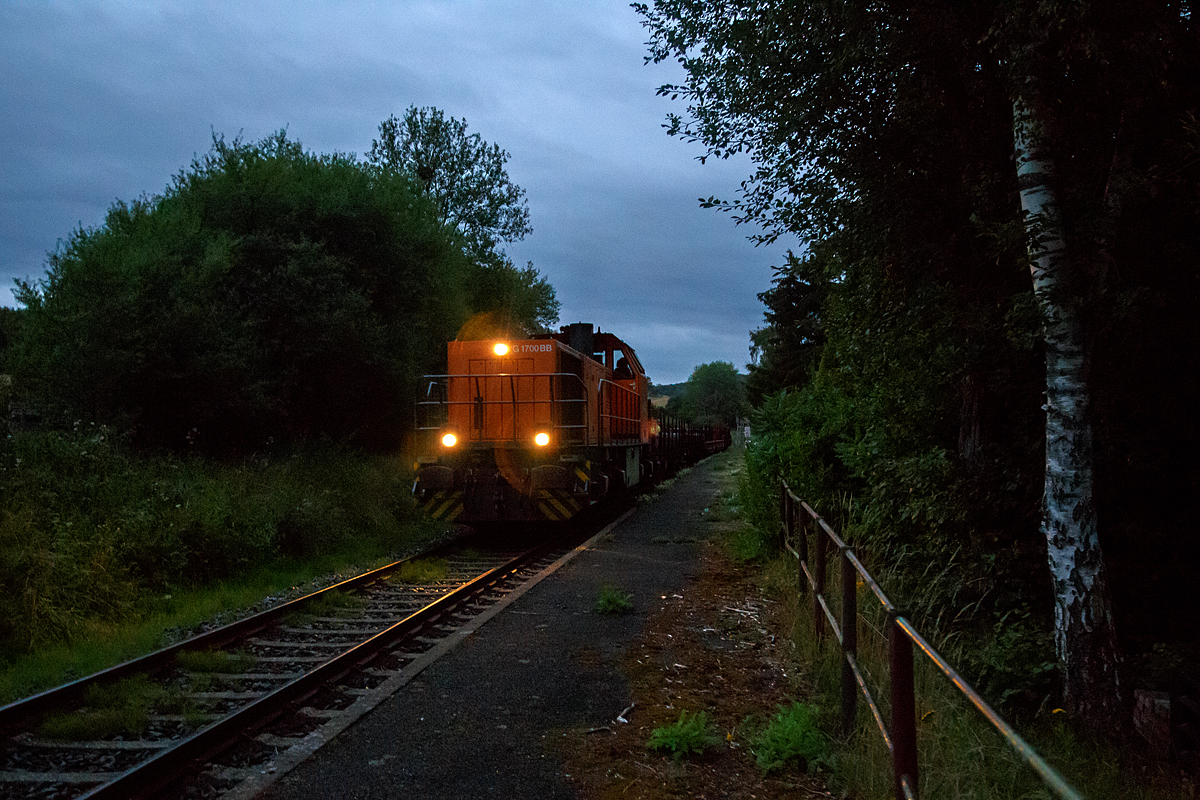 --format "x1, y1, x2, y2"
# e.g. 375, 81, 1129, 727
0, 426, 445, 699
769, 522, 1184, 800
731, 444, 1187, 799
